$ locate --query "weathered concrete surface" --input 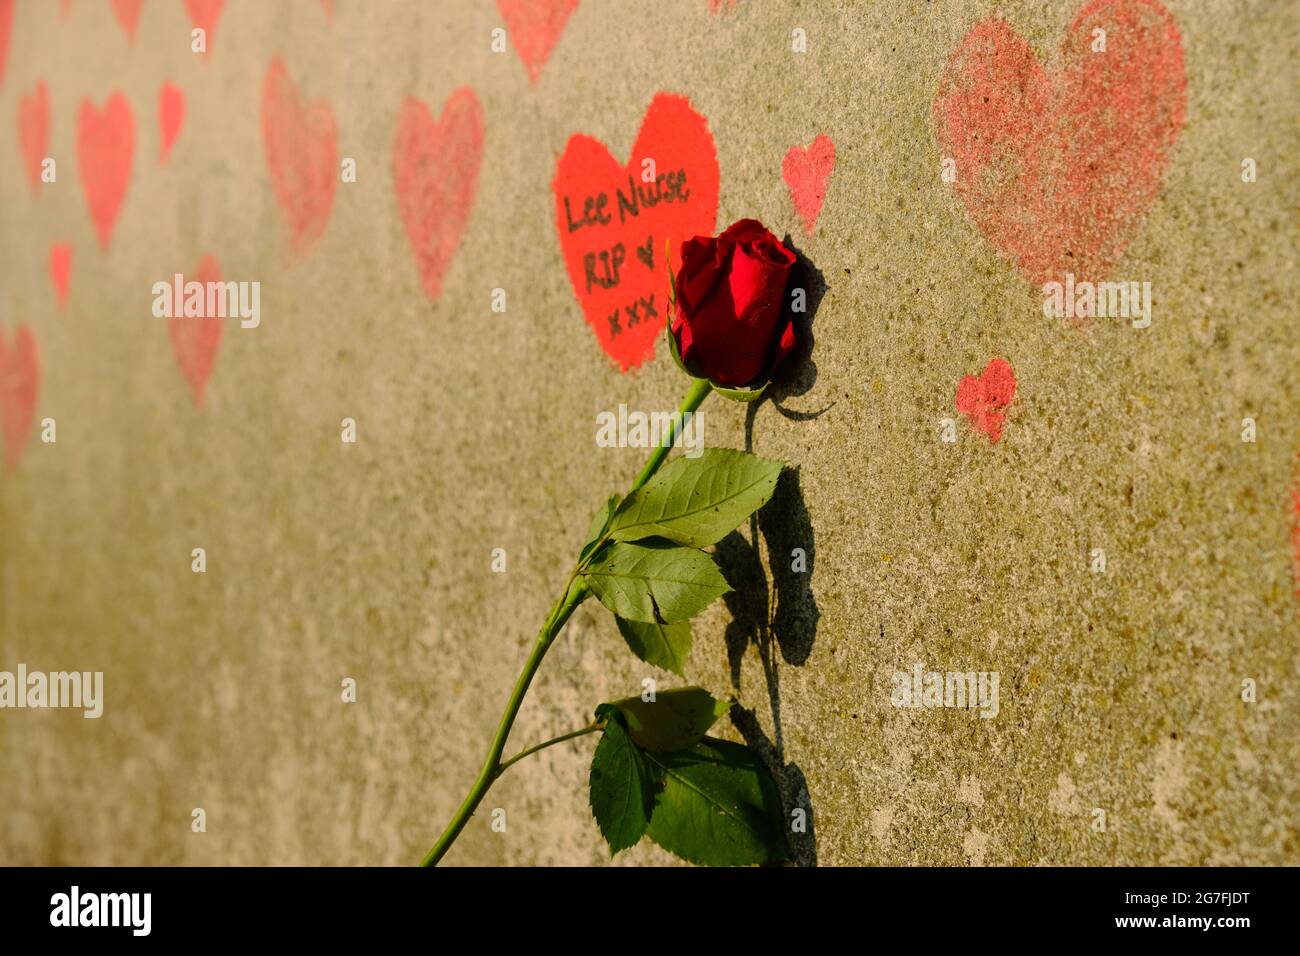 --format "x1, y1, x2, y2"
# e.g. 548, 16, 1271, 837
1, 0, 1297, 865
